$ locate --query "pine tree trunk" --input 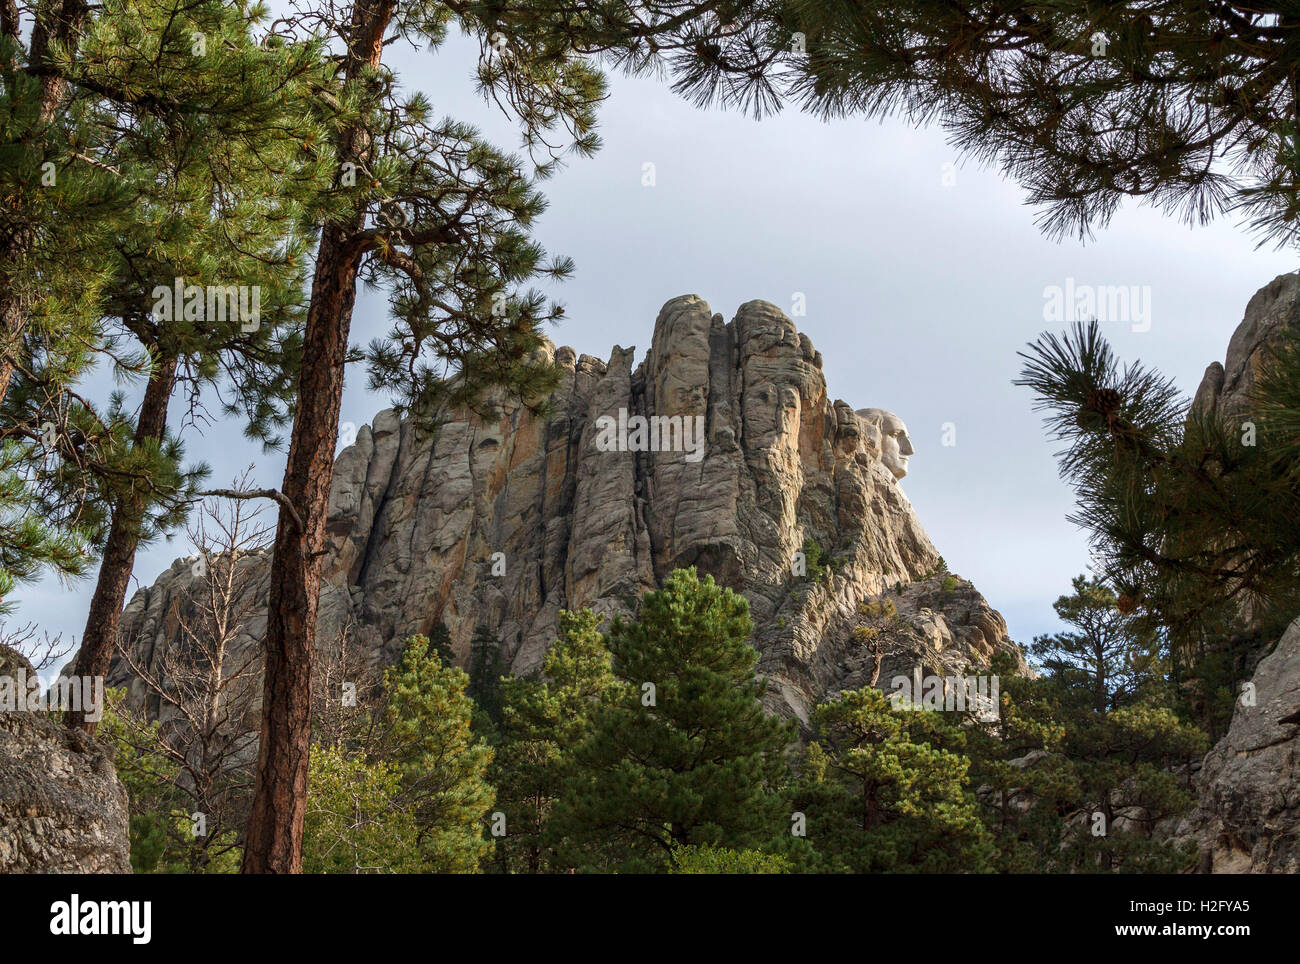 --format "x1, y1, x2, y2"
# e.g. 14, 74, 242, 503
0, 294, 26, 405
64, 352, 177, 733
241, 222, 362, 873
241, 0, 396, 876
